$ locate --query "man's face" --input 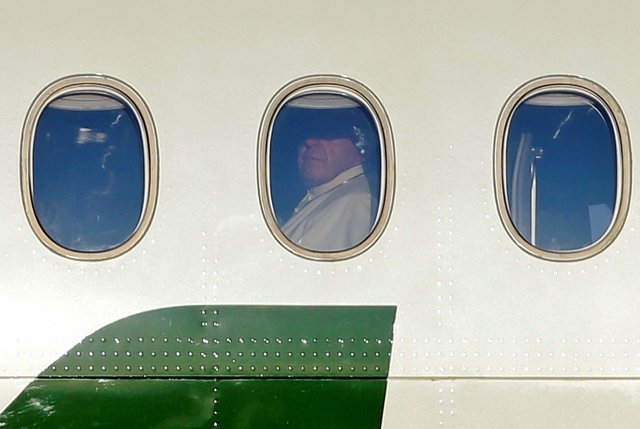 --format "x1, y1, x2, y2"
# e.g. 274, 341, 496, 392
297, 138, 362, 187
